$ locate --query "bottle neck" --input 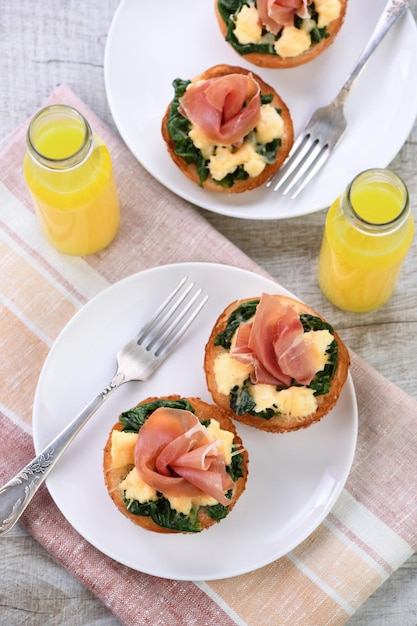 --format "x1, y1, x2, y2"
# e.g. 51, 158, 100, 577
26, 104, 93, 170
341, 168, 409, 236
